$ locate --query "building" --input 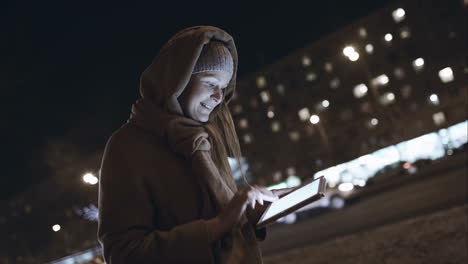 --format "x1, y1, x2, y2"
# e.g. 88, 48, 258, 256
230, 0, 467, 187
